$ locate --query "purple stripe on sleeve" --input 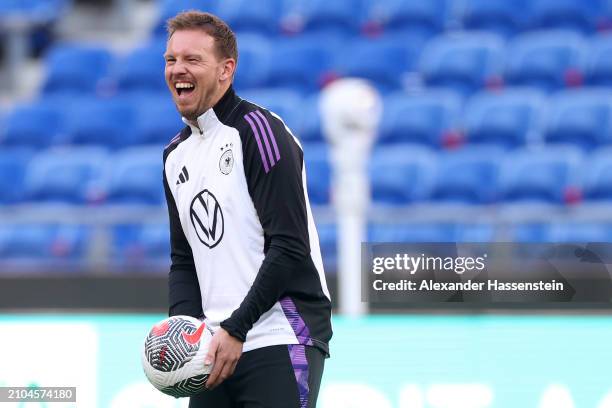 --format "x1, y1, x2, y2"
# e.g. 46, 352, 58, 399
255, 110, 280, 161
288, 344, 309, 408
164, 132, 181, 149
244, 113, 270, 173
249, 111, 276, 168
280, 297, 314, 346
